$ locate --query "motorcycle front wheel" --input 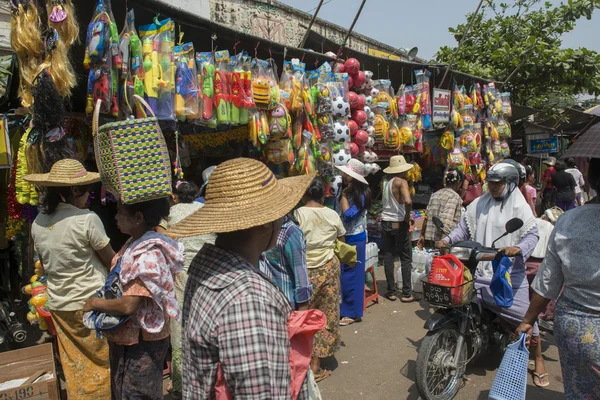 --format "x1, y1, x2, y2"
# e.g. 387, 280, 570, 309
416, 327, 468, 400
